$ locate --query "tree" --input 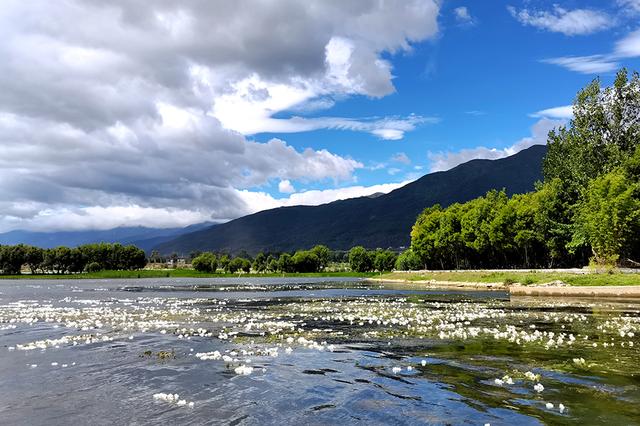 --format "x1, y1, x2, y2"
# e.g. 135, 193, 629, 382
544, 69, 640, 199
395, 249, 422, 271
219, 255, 230, 272
23, 245, 43, 274
310, 245, 330, 270
291, 250, 320, 272
573, 170, 640, 265
410, 205, 443, 269
192, 252, 217, 273
278, 253, 293, 273
373, 250, 397, 272
348, 246, 373, 272
0, 245, 25, 275
227, 257, 250, 273
252, 252, 267, 273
